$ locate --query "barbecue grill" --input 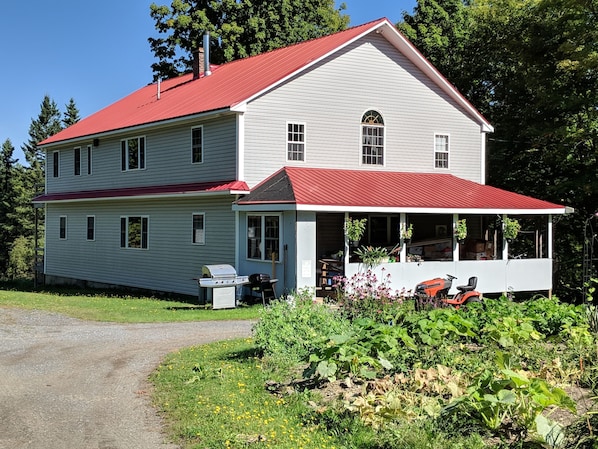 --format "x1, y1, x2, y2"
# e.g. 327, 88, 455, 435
199, 264, 249, 309
248, 273, 277, 305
